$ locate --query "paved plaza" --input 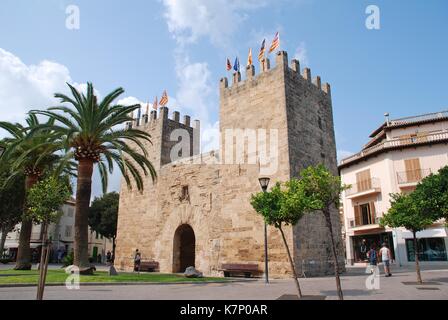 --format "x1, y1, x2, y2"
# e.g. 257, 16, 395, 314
1, 265, 447, 300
